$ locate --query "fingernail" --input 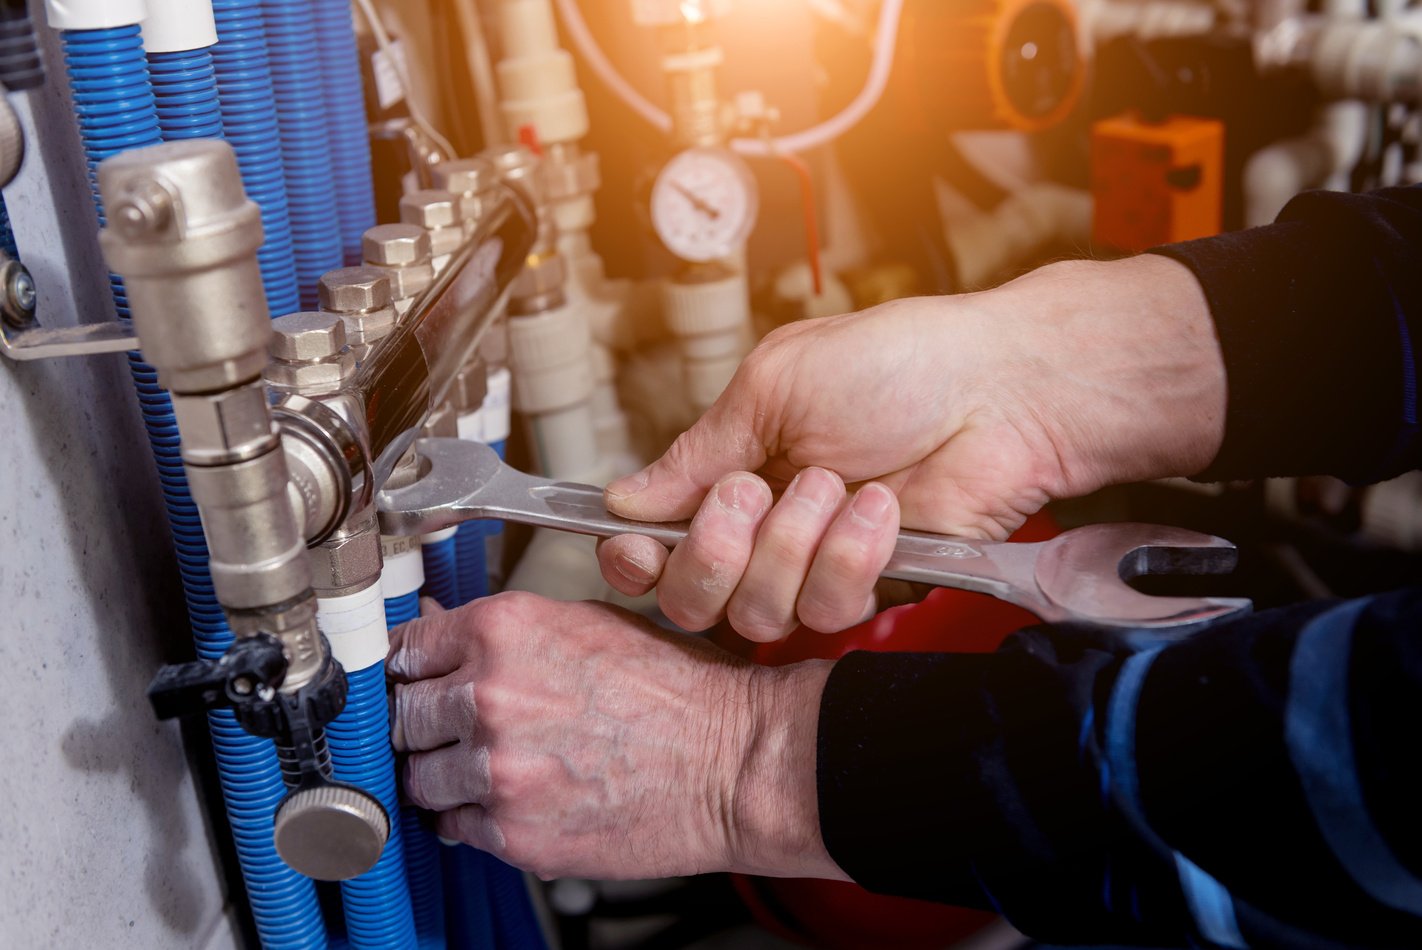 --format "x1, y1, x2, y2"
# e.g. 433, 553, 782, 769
606, 468, 650, 499
715, 475, 768, 521
615, 553, 656, 585
849, 484, 893, 526
788, 467, 838, 512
